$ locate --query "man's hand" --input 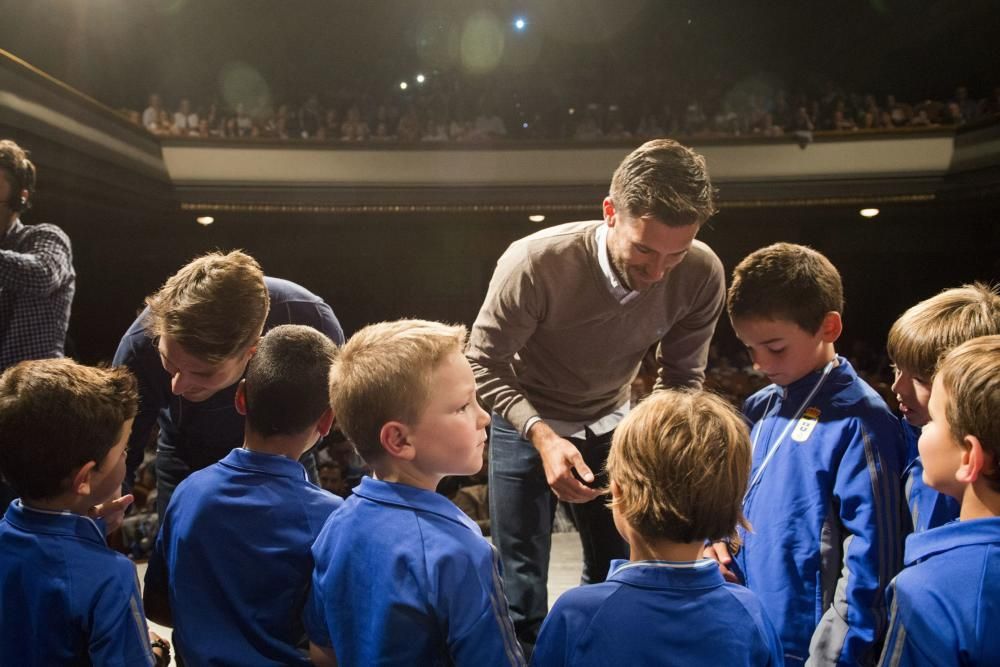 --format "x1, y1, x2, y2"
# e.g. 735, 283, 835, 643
88, 493, 134, 535
149, 630, 171, 667
528, 421, 601, 503
703, 541, 740, 583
